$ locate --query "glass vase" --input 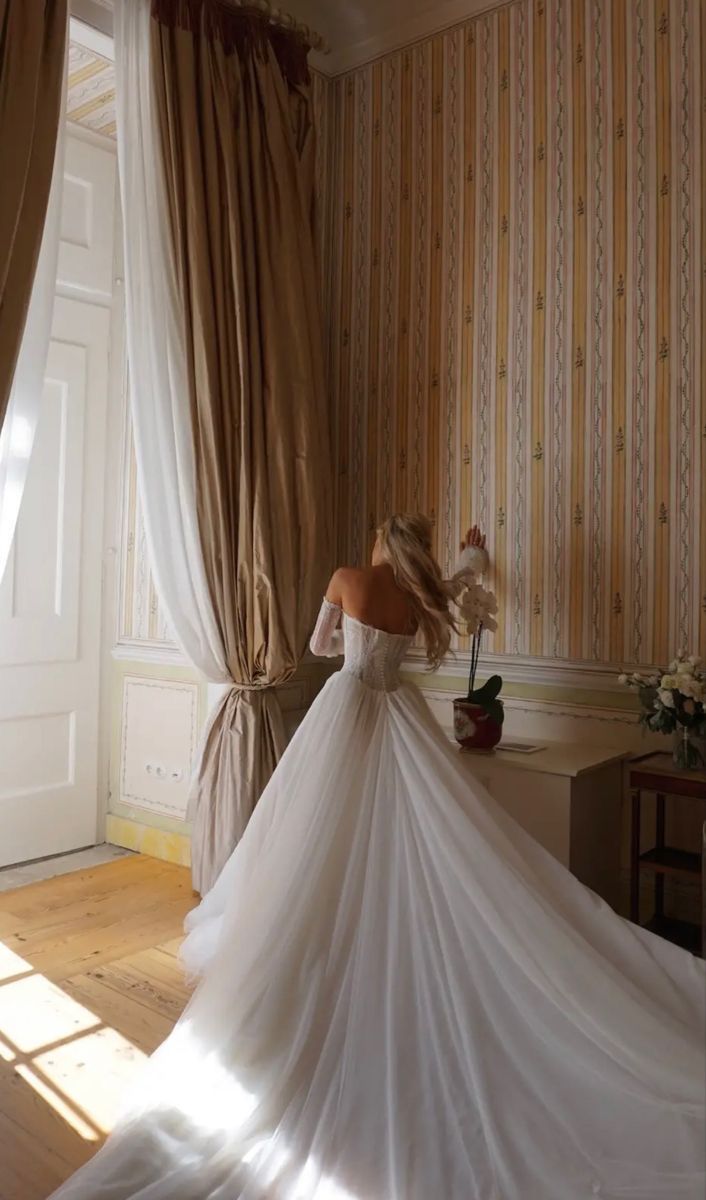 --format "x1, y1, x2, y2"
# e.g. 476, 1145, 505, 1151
672, 726, 706, 771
